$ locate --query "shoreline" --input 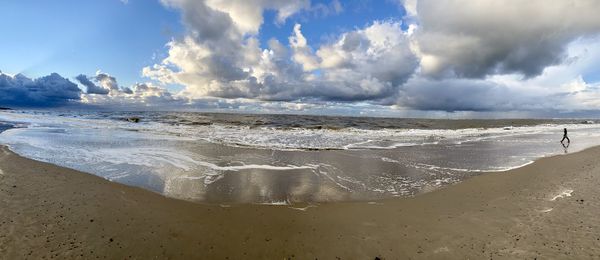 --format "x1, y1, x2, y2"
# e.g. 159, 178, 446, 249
2, 145, 600, 258
3, 112, 600, 204
0, 142, 556, 205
